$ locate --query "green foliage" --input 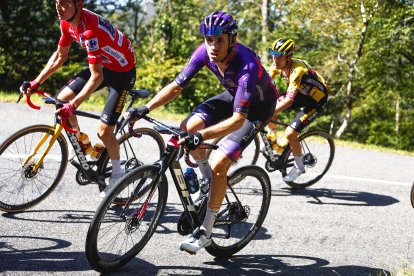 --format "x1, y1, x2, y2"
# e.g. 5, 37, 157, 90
1, 0, 413, 151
